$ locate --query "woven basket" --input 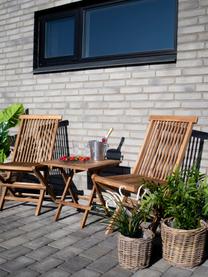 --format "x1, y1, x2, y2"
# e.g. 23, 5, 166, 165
161, 219, 207, 268
118, 230, 154, 270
